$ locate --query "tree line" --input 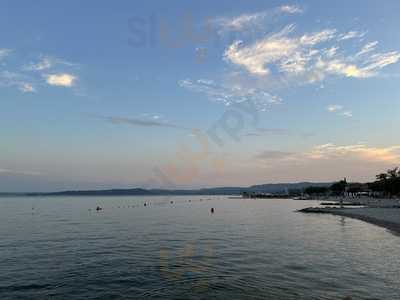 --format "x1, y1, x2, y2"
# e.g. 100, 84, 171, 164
304, 167, 400, 198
